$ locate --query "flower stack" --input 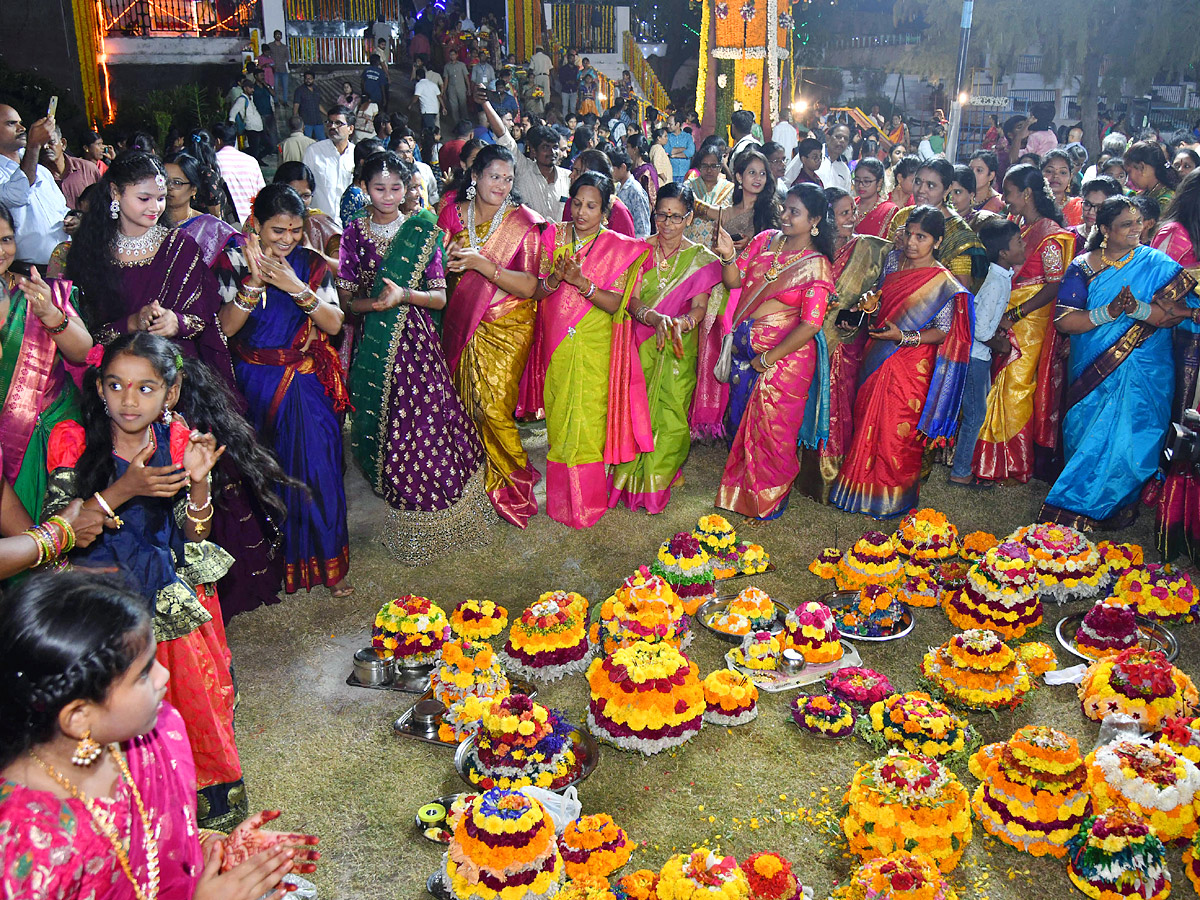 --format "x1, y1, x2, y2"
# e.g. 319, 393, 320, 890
837, 584, 905, 638
809, 548, 843, 581
1065, 809, 1170, 900
1158, 715, 1200, 764
586, 640, 705, 755
443, 788, 565, 900
1073, 601, 1139, 659
841, 751, 973, 872
1008, 523, 1108, 603
559, 876, 618, 900
616, 870, 661, 899
1108, 564, 1198, 621
893, 509, 959, 562
591, 569, 689, 656
450, 599, 509, 640
1016, 642, 1057, 676
832, 852, 958, 900
781, 601, 843, 665
737, 543, 769, 575
1096, 540, 1143, 575
920, 629, 1033, 710
657, 849, 750, 900
942, 541, 1043, 640
438, 695, 495, 743
430, 638, 510, 708
897, 561, 940, 609
866, 693, 972, 759
739, 852, 807, 900
462, 694, 579, 791
828, 667, 893, 707
731, 631, 783, 671
1085, 736, 1200, 843
694, 514, 740, 578
933, 562, 971, 607
959, 531, 998, 562
702, 668, 758, 725
559, 814, 634, 880
791, 694, 856, 738
372, 595, 450, 664
836, 531, 905, 590
968, 725, 1090, 857
500, 593, 591, 682
1079, 646, 1199, 730
650, 532, 716, 615
728, 587, 776, 631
